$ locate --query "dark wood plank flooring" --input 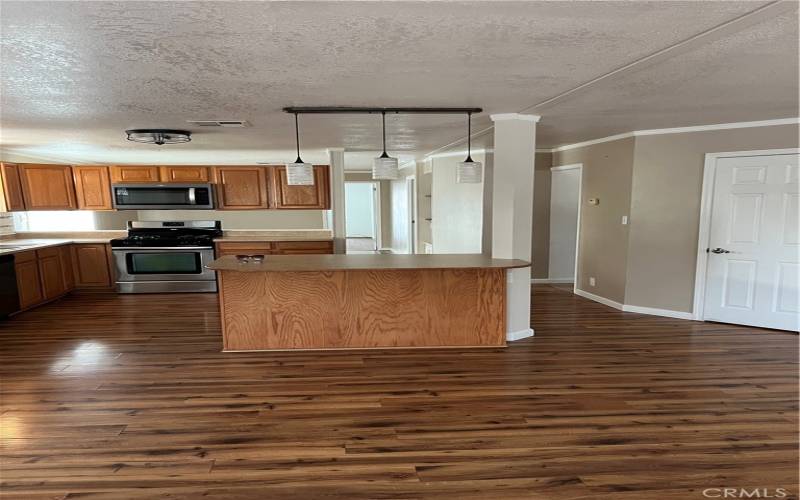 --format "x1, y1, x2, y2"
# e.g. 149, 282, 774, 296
0, 285, 797, 499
